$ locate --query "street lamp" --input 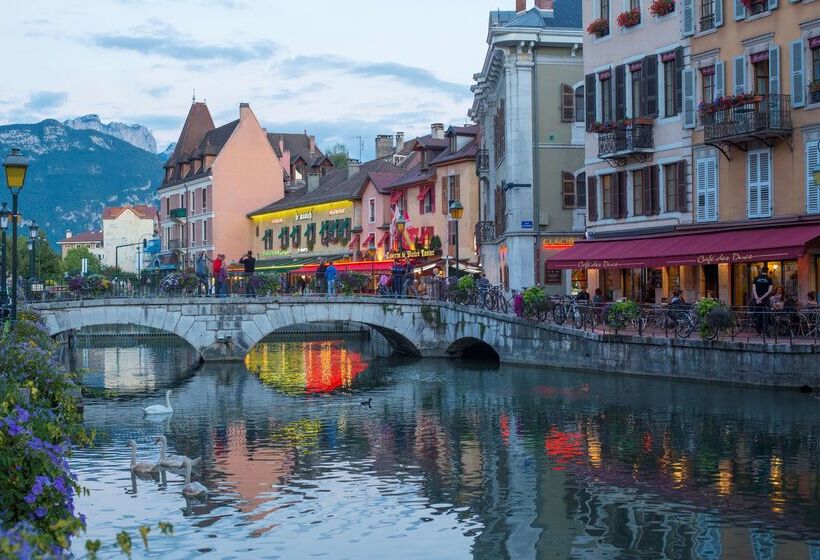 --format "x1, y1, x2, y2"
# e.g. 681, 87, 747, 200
3, 148, 29, 322
368, 240, 376, 292
28, 221, 38, 280
449, 200, 464, 275
395, 214, 406, 255
0, 202, 9, 313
